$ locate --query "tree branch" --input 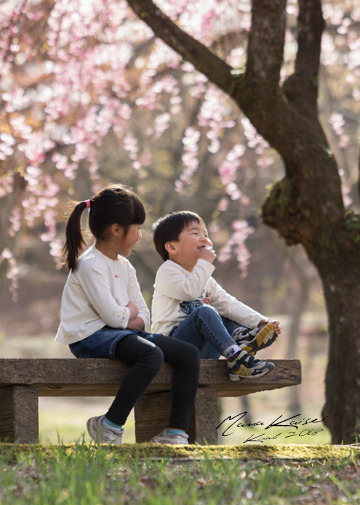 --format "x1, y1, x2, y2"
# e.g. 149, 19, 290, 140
283, 0, 325, 118
125, 0, 345, 232
246, 0, 286, 87
296, 0, 325, 77
125, 0, 233, 94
